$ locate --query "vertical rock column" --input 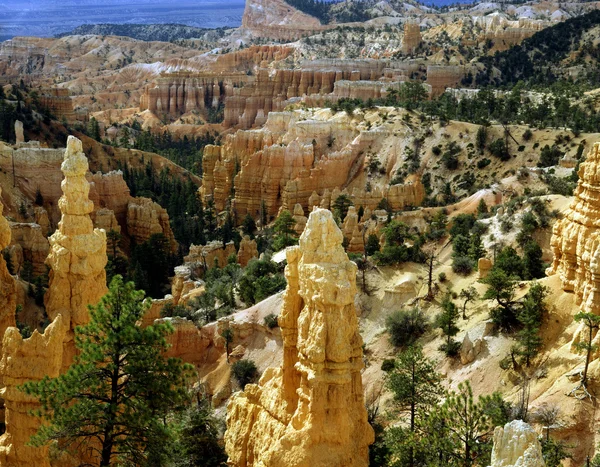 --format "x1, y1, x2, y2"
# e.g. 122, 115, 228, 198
0, 187, 16, 345
45, 136, 108, 369
225, 208, 374, 467
0, 316, 67, 467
